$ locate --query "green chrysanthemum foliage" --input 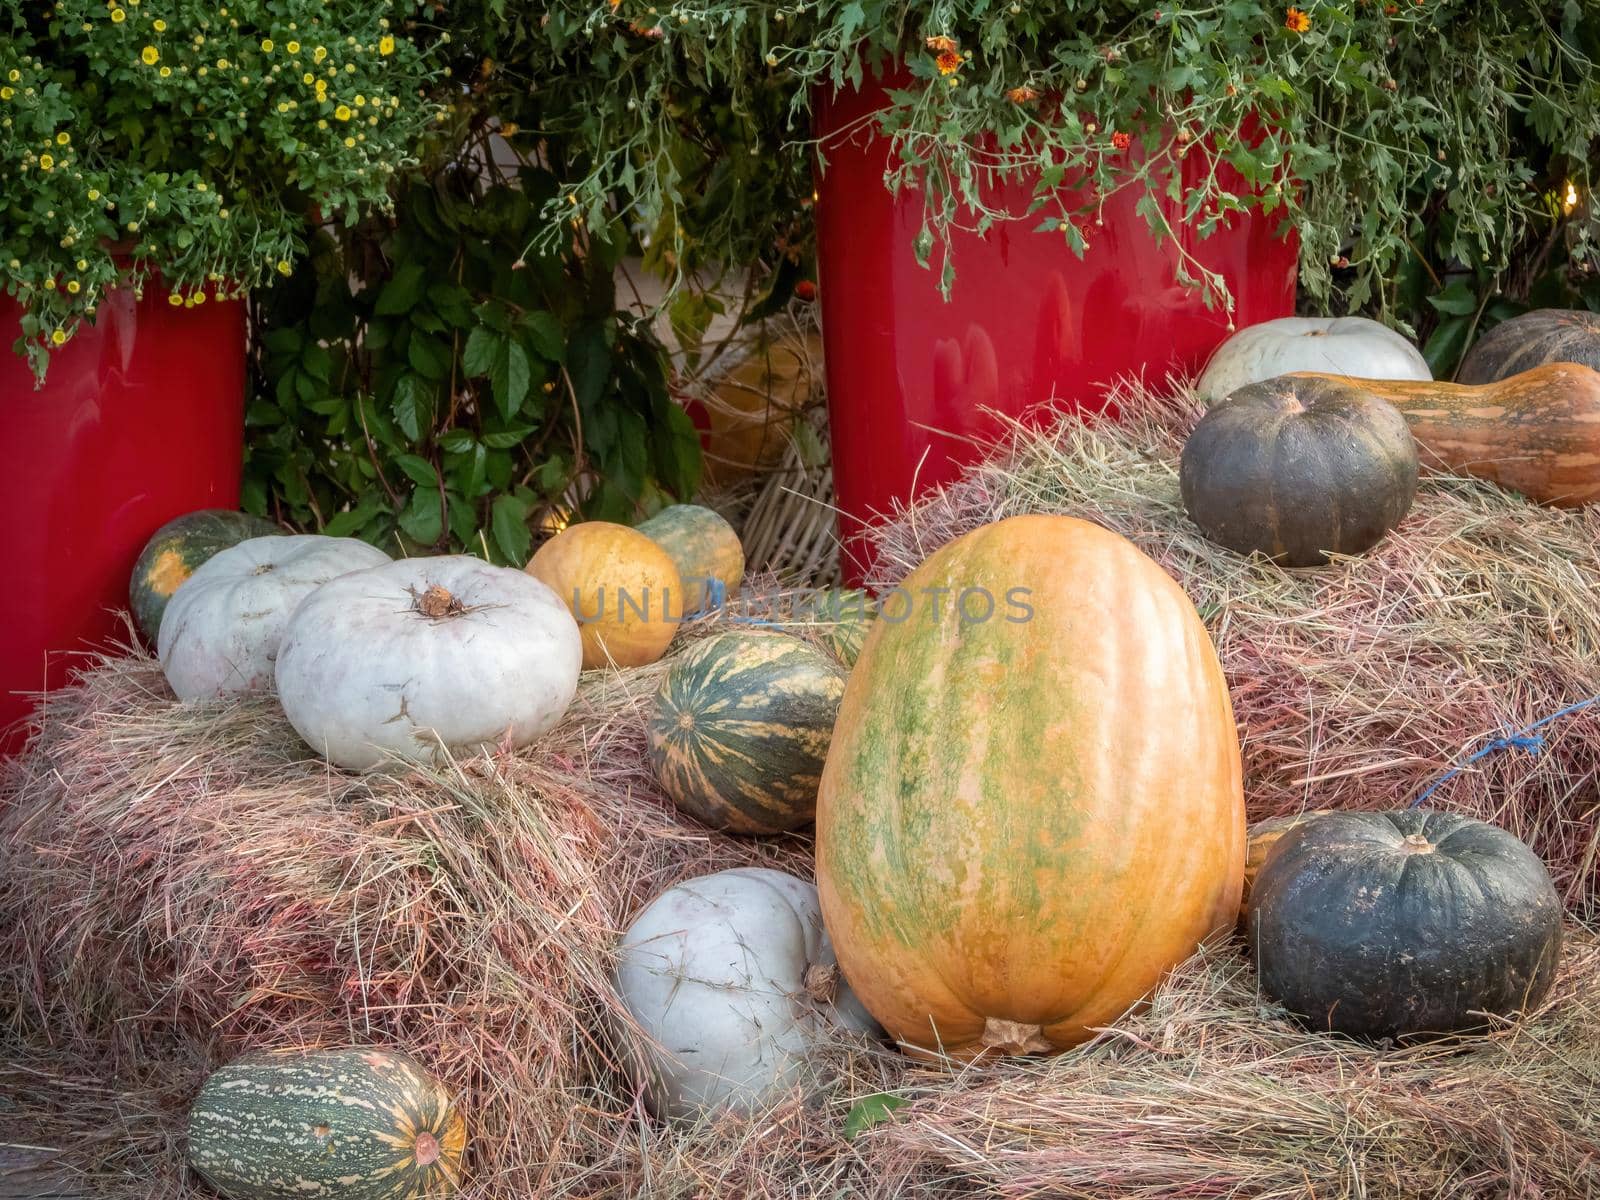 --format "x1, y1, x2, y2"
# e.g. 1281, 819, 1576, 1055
462, 0, 1598, 321
0, 0, 444, 377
